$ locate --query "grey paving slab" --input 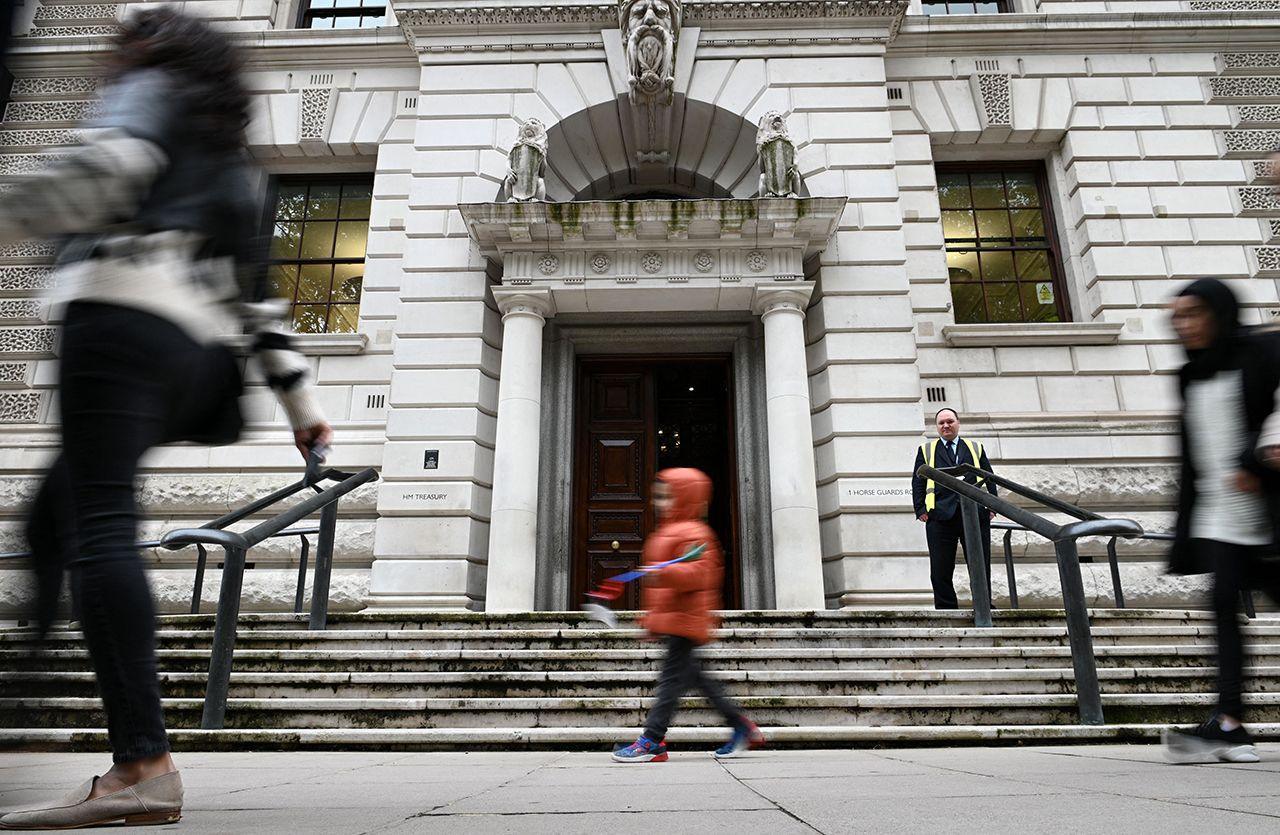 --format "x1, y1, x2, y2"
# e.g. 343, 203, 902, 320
370, 809, 817, 835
